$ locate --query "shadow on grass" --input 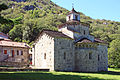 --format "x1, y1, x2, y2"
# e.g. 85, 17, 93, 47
113, 68, 120, 70
78, 71, 120, 76
97, 71, 120, 75
0, 72, 104, 80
